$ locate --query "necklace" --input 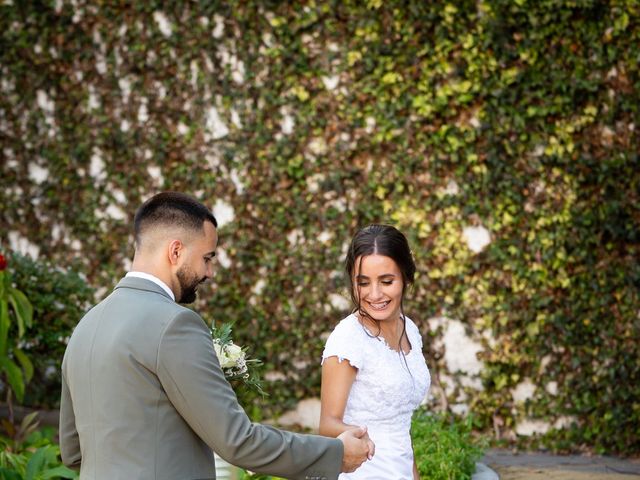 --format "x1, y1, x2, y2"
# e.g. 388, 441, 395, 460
358, 314, 408, 353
